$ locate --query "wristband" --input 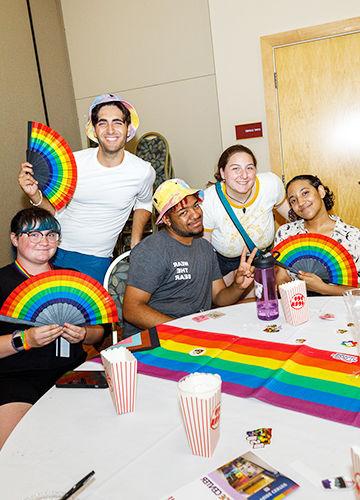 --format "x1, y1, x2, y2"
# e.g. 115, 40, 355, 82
20, 330, 31, 351
29, 190, 43, 207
